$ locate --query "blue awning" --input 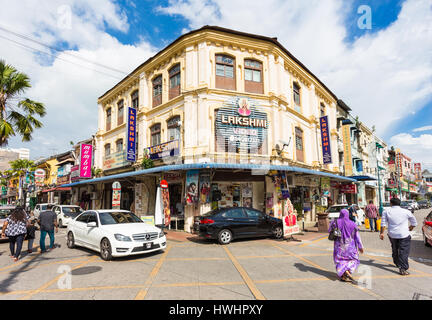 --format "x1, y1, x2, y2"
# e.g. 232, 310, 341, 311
63, 162, 357, 187
350, 175, 377, 181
